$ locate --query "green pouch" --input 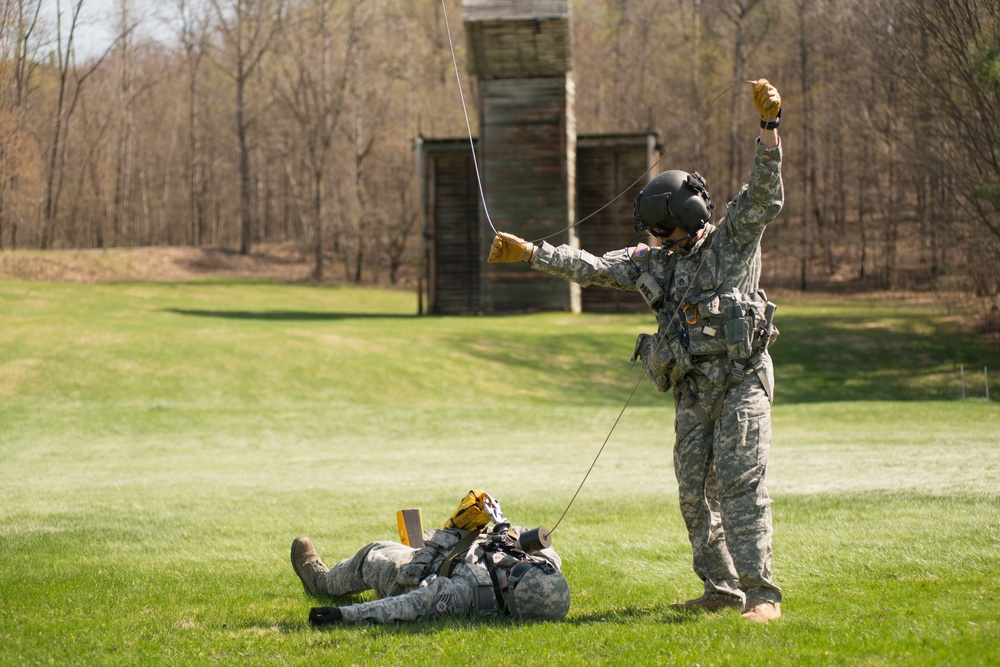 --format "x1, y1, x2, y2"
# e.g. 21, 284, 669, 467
724, 303, 753, 360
